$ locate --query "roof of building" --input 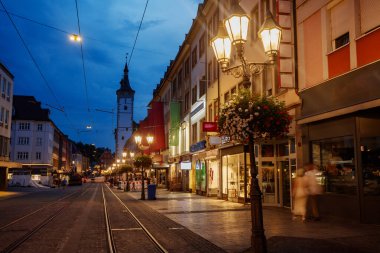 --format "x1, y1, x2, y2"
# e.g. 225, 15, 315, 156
116, 58, 135, 97
12, 95, 51, 121
0, 62, 14, 79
